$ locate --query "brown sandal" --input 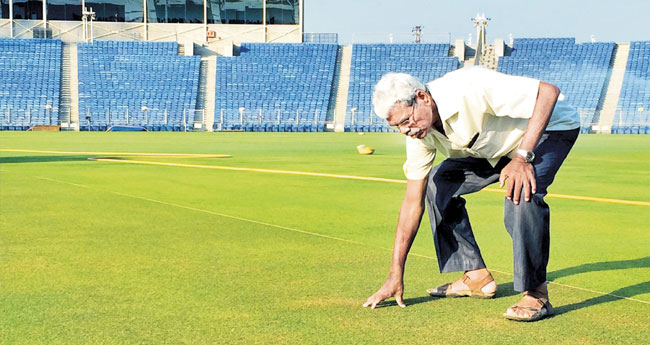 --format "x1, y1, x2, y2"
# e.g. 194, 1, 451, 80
504, 290, 554, 322
427, 272, 496, 299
